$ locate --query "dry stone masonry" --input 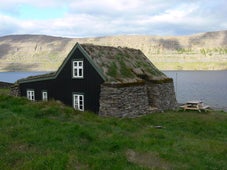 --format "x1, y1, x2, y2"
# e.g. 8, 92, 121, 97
99, 83, 151, 117
10, 84, 21, 96
146, 81, 177, 110
99, 80, 177, 118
